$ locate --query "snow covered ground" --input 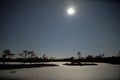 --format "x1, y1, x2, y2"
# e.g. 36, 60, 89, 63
0, 62, 120, 80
